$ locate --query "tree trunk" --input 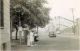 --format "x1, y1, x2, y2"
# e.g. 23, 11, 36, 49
24, 30, 29, 44
15, 26, 18, 40
15, 29, 18, 40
